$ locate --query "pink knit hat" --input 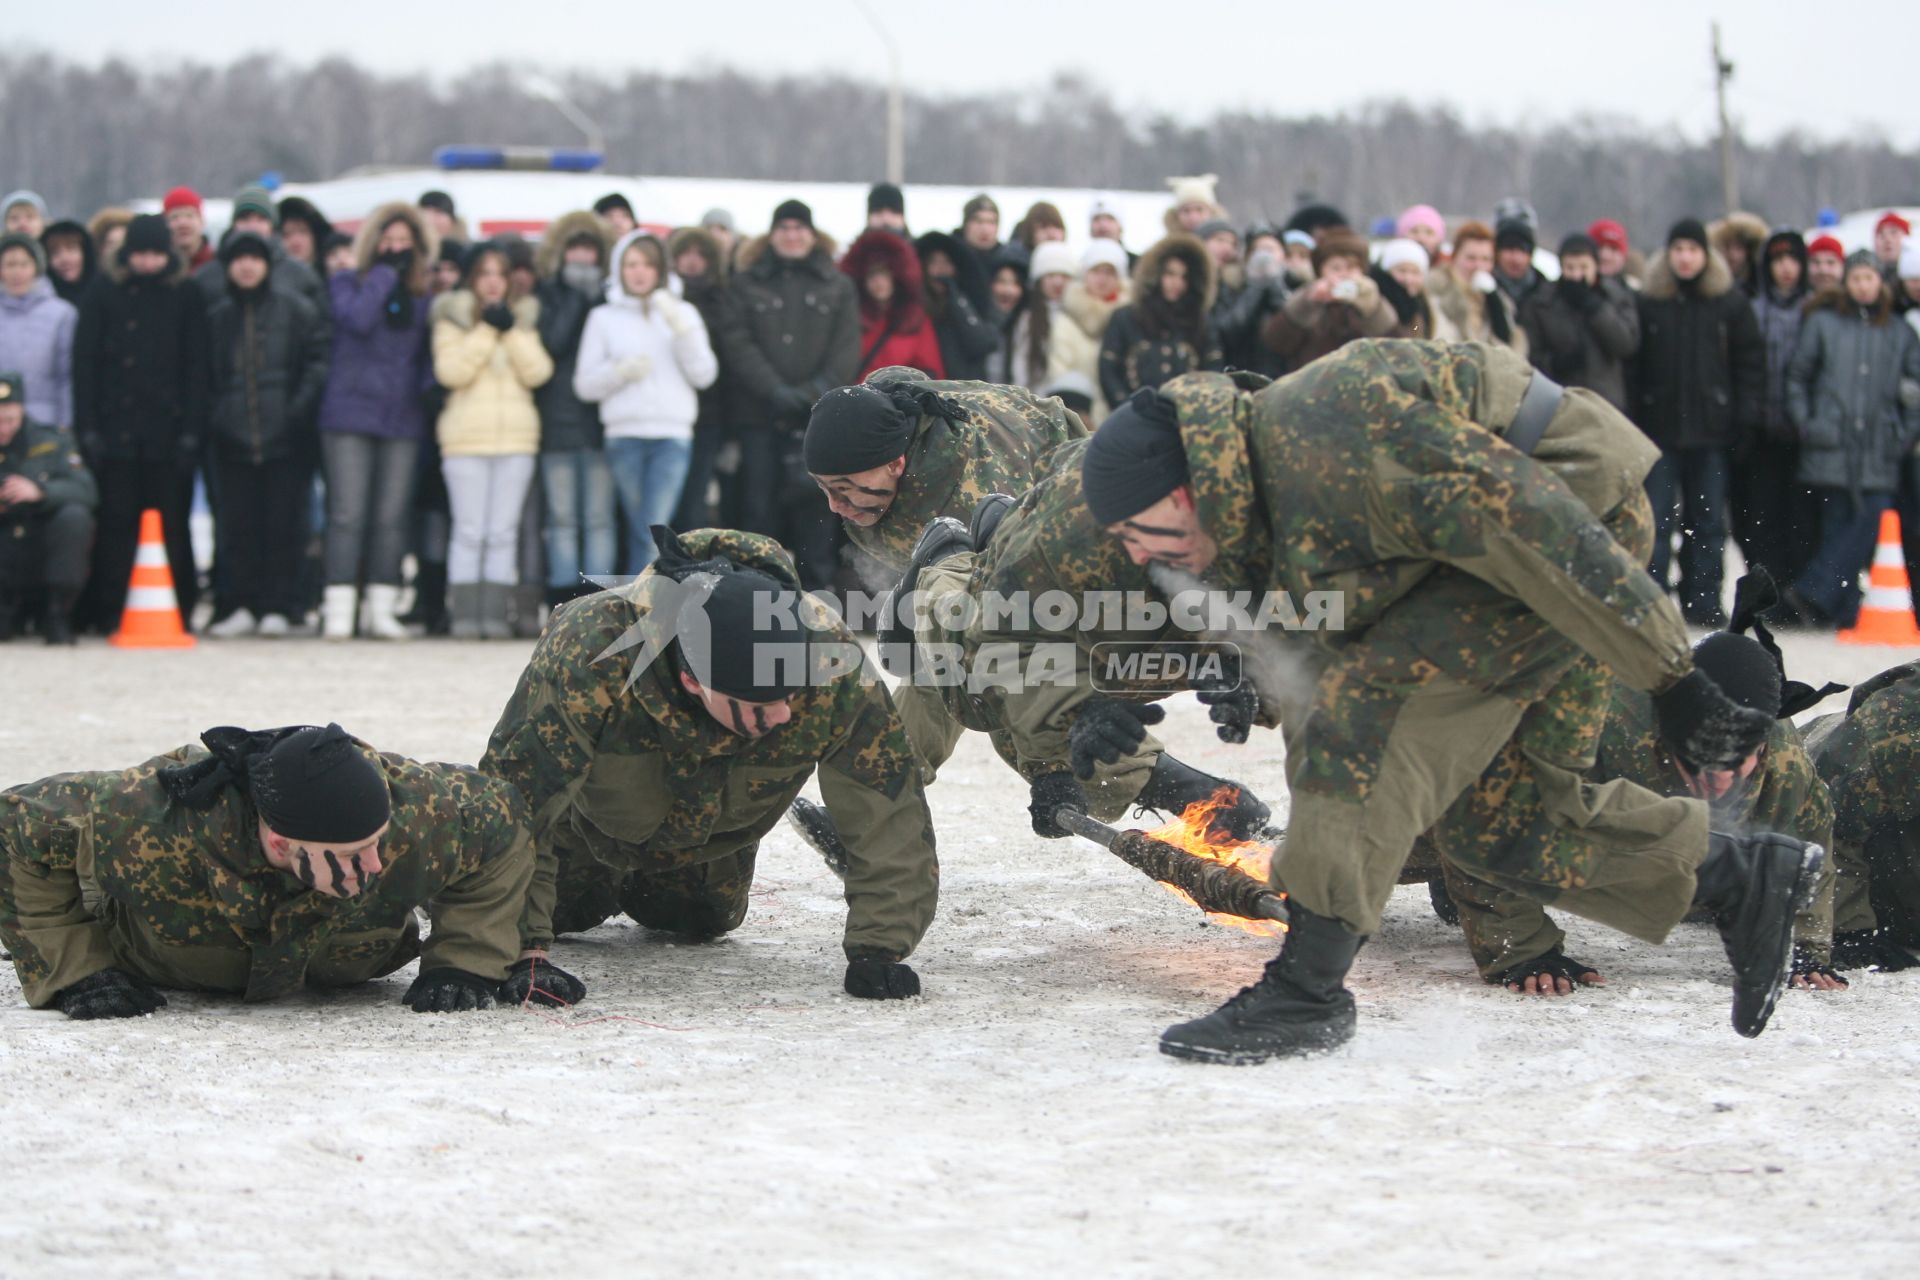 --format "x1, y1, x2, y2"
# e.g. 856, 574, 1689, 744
1395, 204, 1445, 238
